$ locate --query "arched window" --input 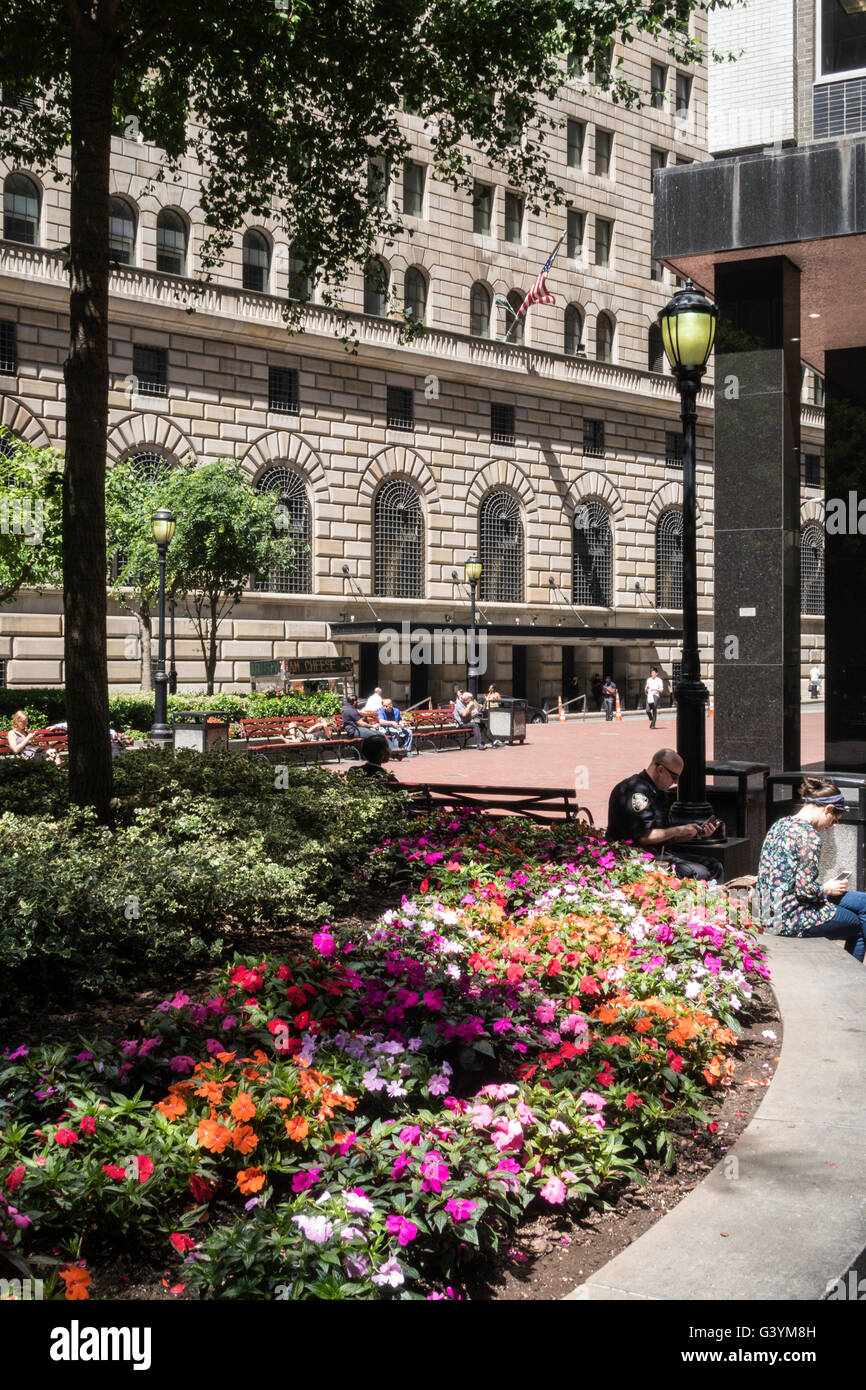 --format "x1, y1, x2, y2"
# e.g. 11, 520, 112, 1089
596, 312, 614, 363
656, 509, 683, 609
254, 466, 312, 593
648, 322, 666, 373
0, 429, 20, 485
564, 304, 583, 356
480, 490, 524, 603
374, 478, 424, 597
502, 289, 525, 345
801, 523, 824, 616
109, 197, 136, 265
573, 501, 612, 606
404, 266, 427, 323
364, 258, 389, 316
156, 210, 188, 276
288, 244, 312, 301
470, 281, 491, 338
3, 173, 39, 245
112, 452, 173, 577
243, 229, 270, 292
